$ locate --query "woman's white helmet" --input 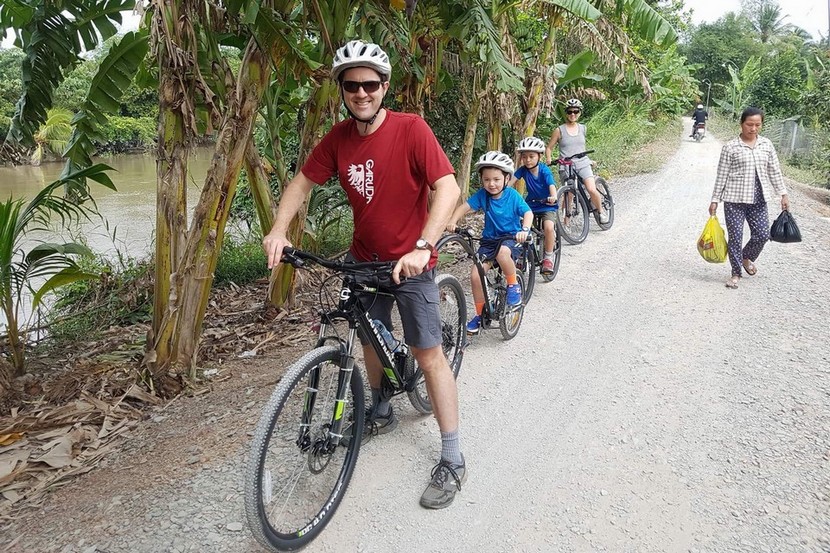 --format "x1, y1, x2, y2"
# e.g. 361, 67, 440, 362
475, 151, 514, 174
566, 98, 583, 110
516, 136, 546, 153
331, 40, 392, 81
